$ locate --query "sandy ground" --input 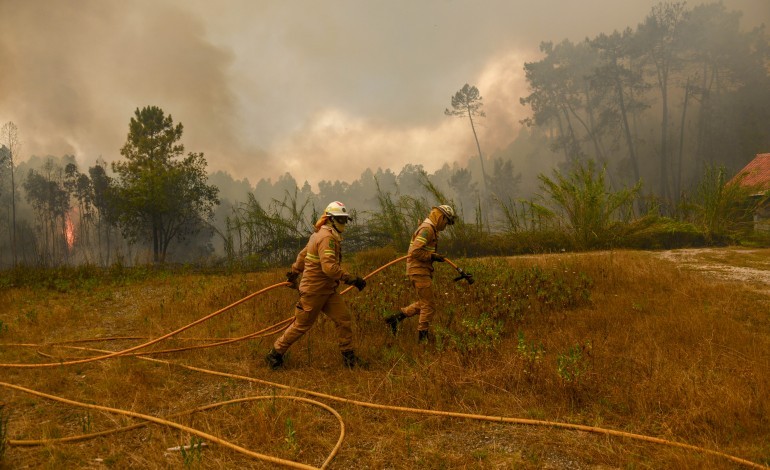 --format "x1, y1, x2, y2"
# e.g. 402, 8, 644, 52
654, 247, 770, 294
